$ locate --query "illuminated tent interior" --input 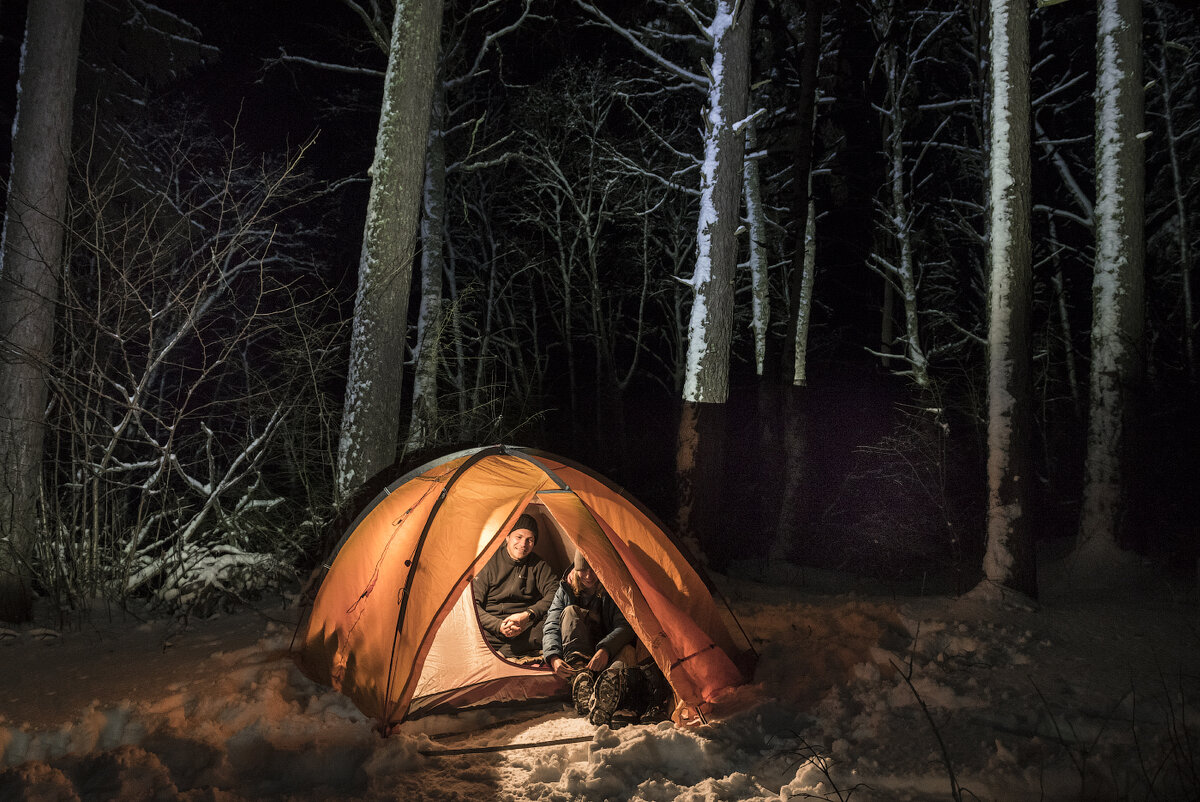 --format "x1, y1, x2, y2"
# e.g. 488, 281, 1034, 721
292, 445, 753, 731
